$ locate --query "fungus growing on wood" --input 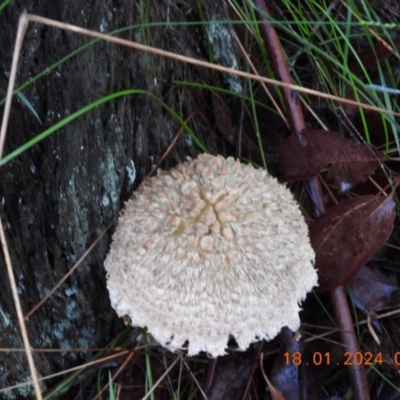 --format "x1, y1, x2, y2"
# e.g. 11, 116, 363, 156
104, 154, 317, 357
